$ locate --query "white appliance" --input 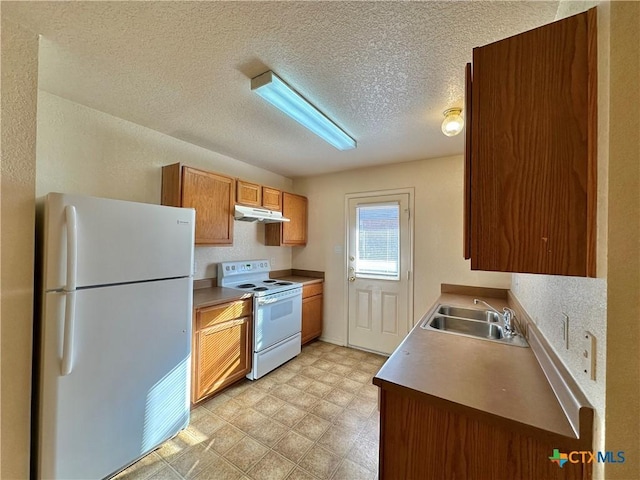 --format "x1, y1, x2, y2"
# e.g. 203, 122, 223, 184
34, 193, 195, 480
217, 260, 302, 379
234, 205, 290, 223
